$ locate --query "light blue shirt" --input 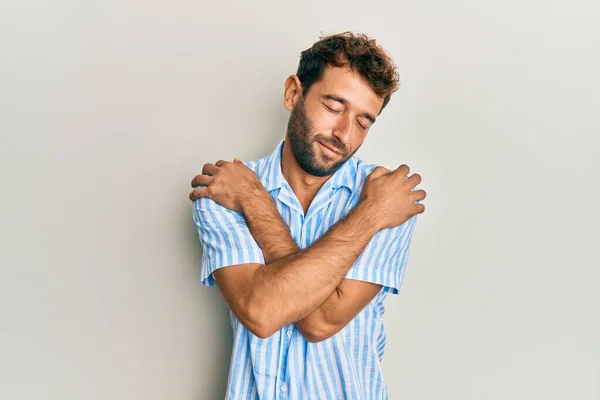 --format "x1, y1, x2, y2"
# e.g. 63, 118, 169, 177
192, 139, 418, 399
